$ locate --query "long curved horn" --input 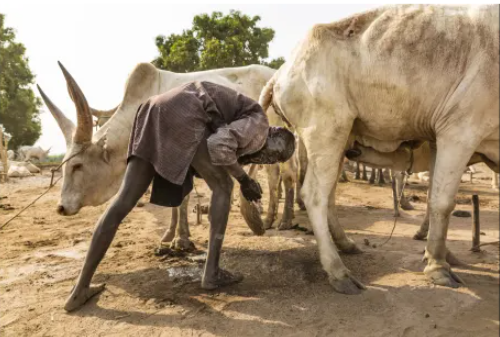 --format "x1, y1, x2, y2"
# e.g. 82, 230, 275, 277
58, 61, 93, 143
37, 84, 75, 149
91, 105, 119, 118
